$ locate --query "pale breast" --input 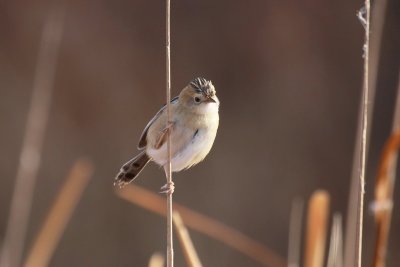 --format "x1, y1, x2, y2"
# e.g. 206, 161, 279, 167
170, 126, 218, 171
146, 108, 219, 171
